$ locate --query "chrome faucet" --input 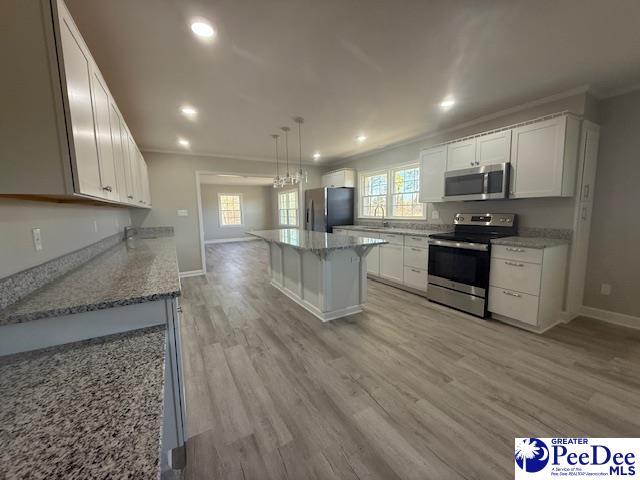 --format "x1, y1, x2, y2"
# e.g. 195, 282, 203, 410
373, 205, 389, 228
